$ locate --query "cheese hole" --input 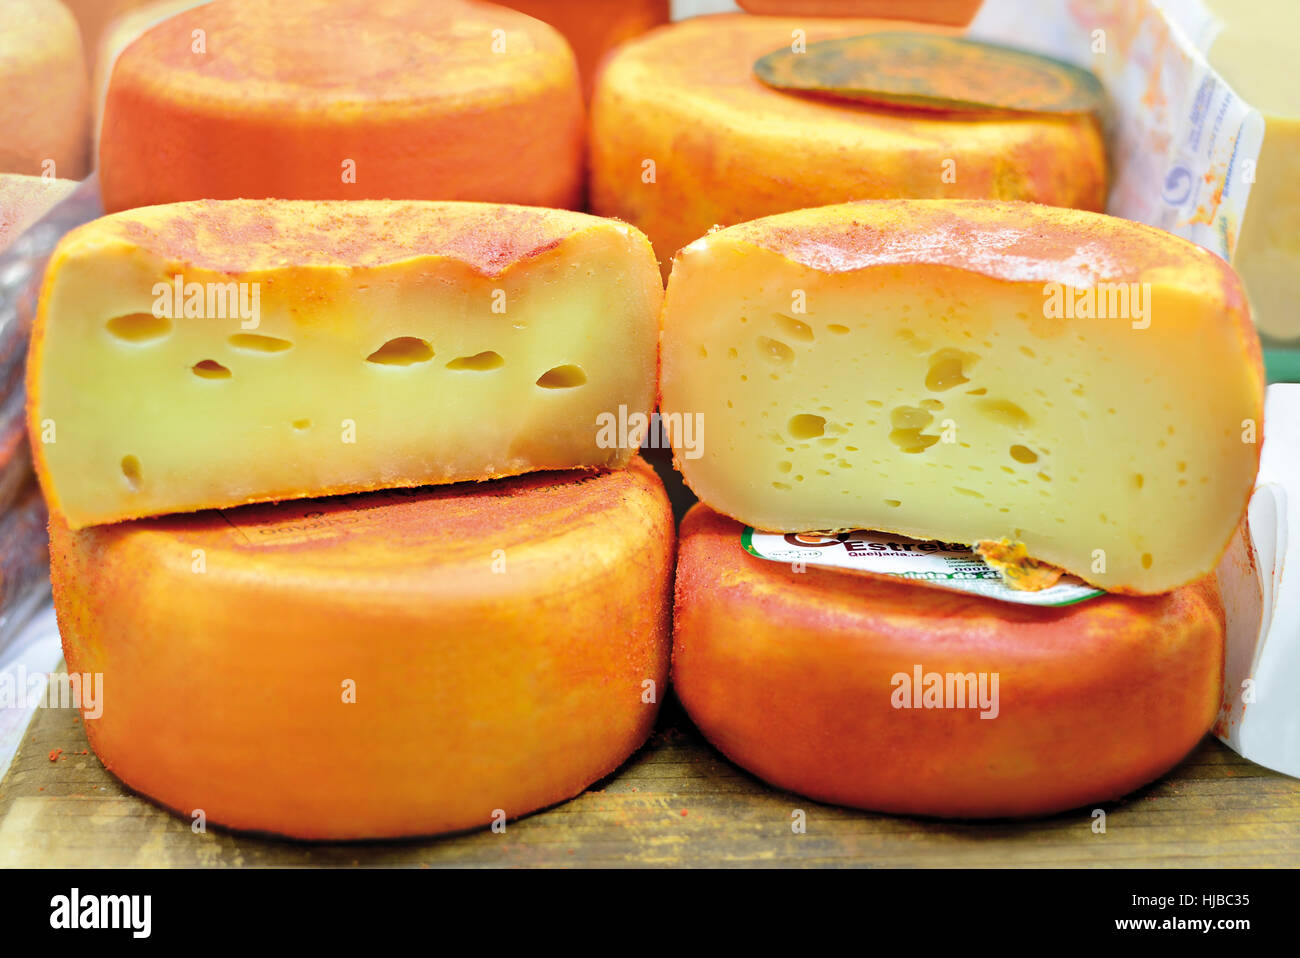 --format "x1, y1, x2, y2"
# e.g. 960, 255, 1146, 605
292, 419, 312, 431
192, 360, 232, 379
757, 336, 795, 364
120, 455, 142, 491
925, 348, 978, 391
975, 398, 1032, 428
827, 324, 850, 335
446, 350, 505, 371
536, 364, 587, 389
366, 337, 434, 366
774, 314, 814, 341
1009, 444, 1038, 464
1133, 473, 1145, 490
1141, 553, 1153, 570
787, 414, 826, 439
106, 312, 171, 343
229, 333, 293, 353
884, 499, 902, 508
